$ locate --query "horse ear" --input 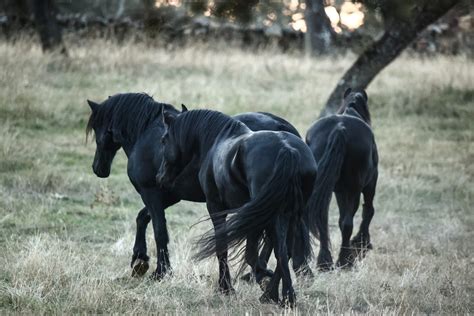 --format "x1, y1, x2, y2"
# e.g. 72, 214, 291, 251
162, 108, 176, 127
343, 88, 352, 99
87, 100, 99, 112
181, 104, 188, 112
361, 90, 368, 102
